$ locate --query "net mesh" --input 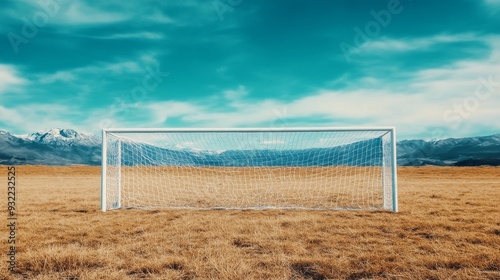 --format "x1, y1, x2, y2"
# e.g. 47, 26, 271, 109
104, 130, 395, 210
